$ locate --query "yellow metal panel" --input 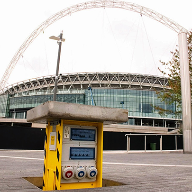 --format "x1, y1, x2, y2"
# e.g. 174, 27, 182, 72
43, 121, 63, 191
43, 119, 103, 191
55, 121, 63, 190
96, 122, 103, 187
42, 123, 49, 191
